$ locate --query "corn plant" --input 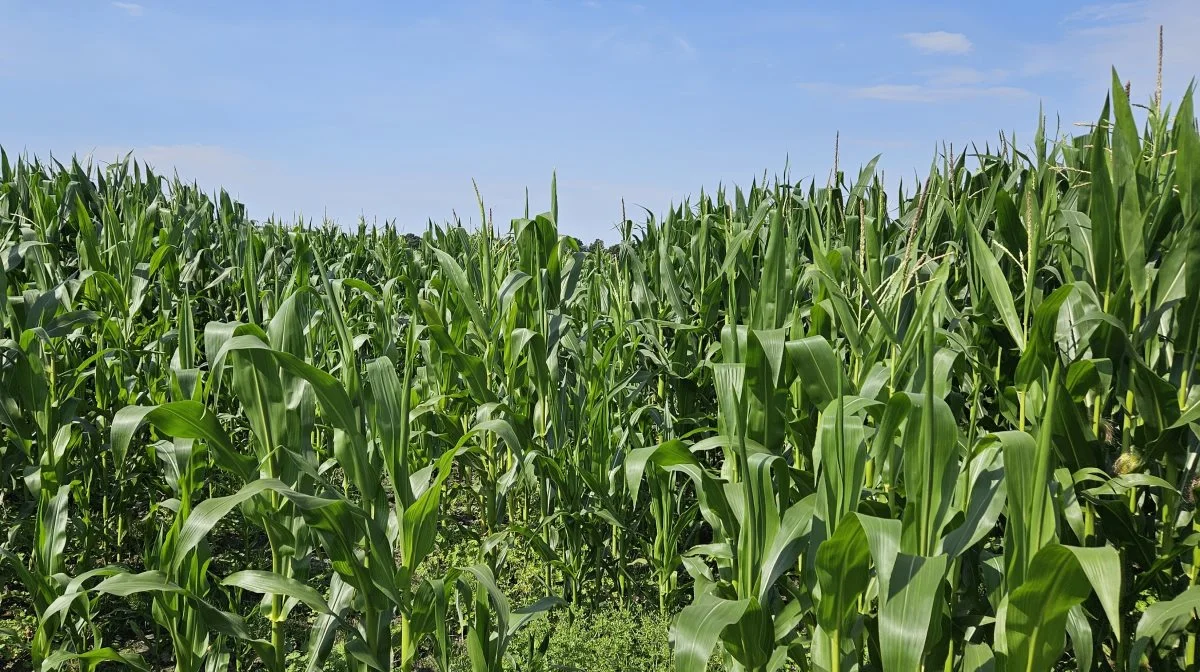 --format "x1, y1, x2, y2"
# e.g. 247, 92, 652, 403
2, 70, 1200, 672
